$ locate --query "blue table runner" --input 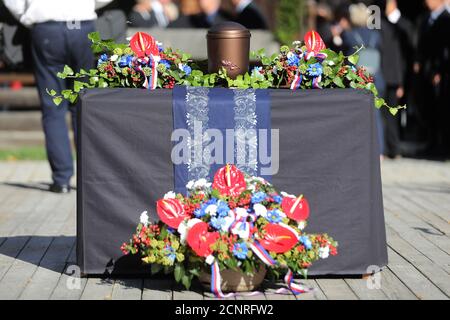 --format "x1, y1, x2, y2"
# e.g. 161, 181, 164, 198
172, 86, 271, 195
